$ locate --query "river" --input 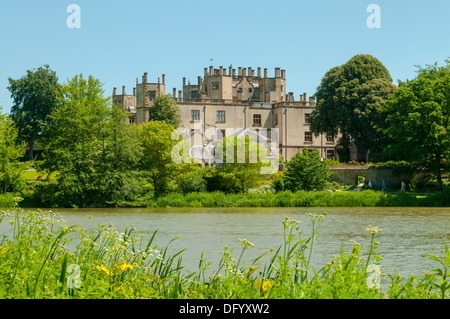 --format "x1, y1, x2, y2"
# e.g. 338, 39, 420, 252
20, 206, 448, 278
